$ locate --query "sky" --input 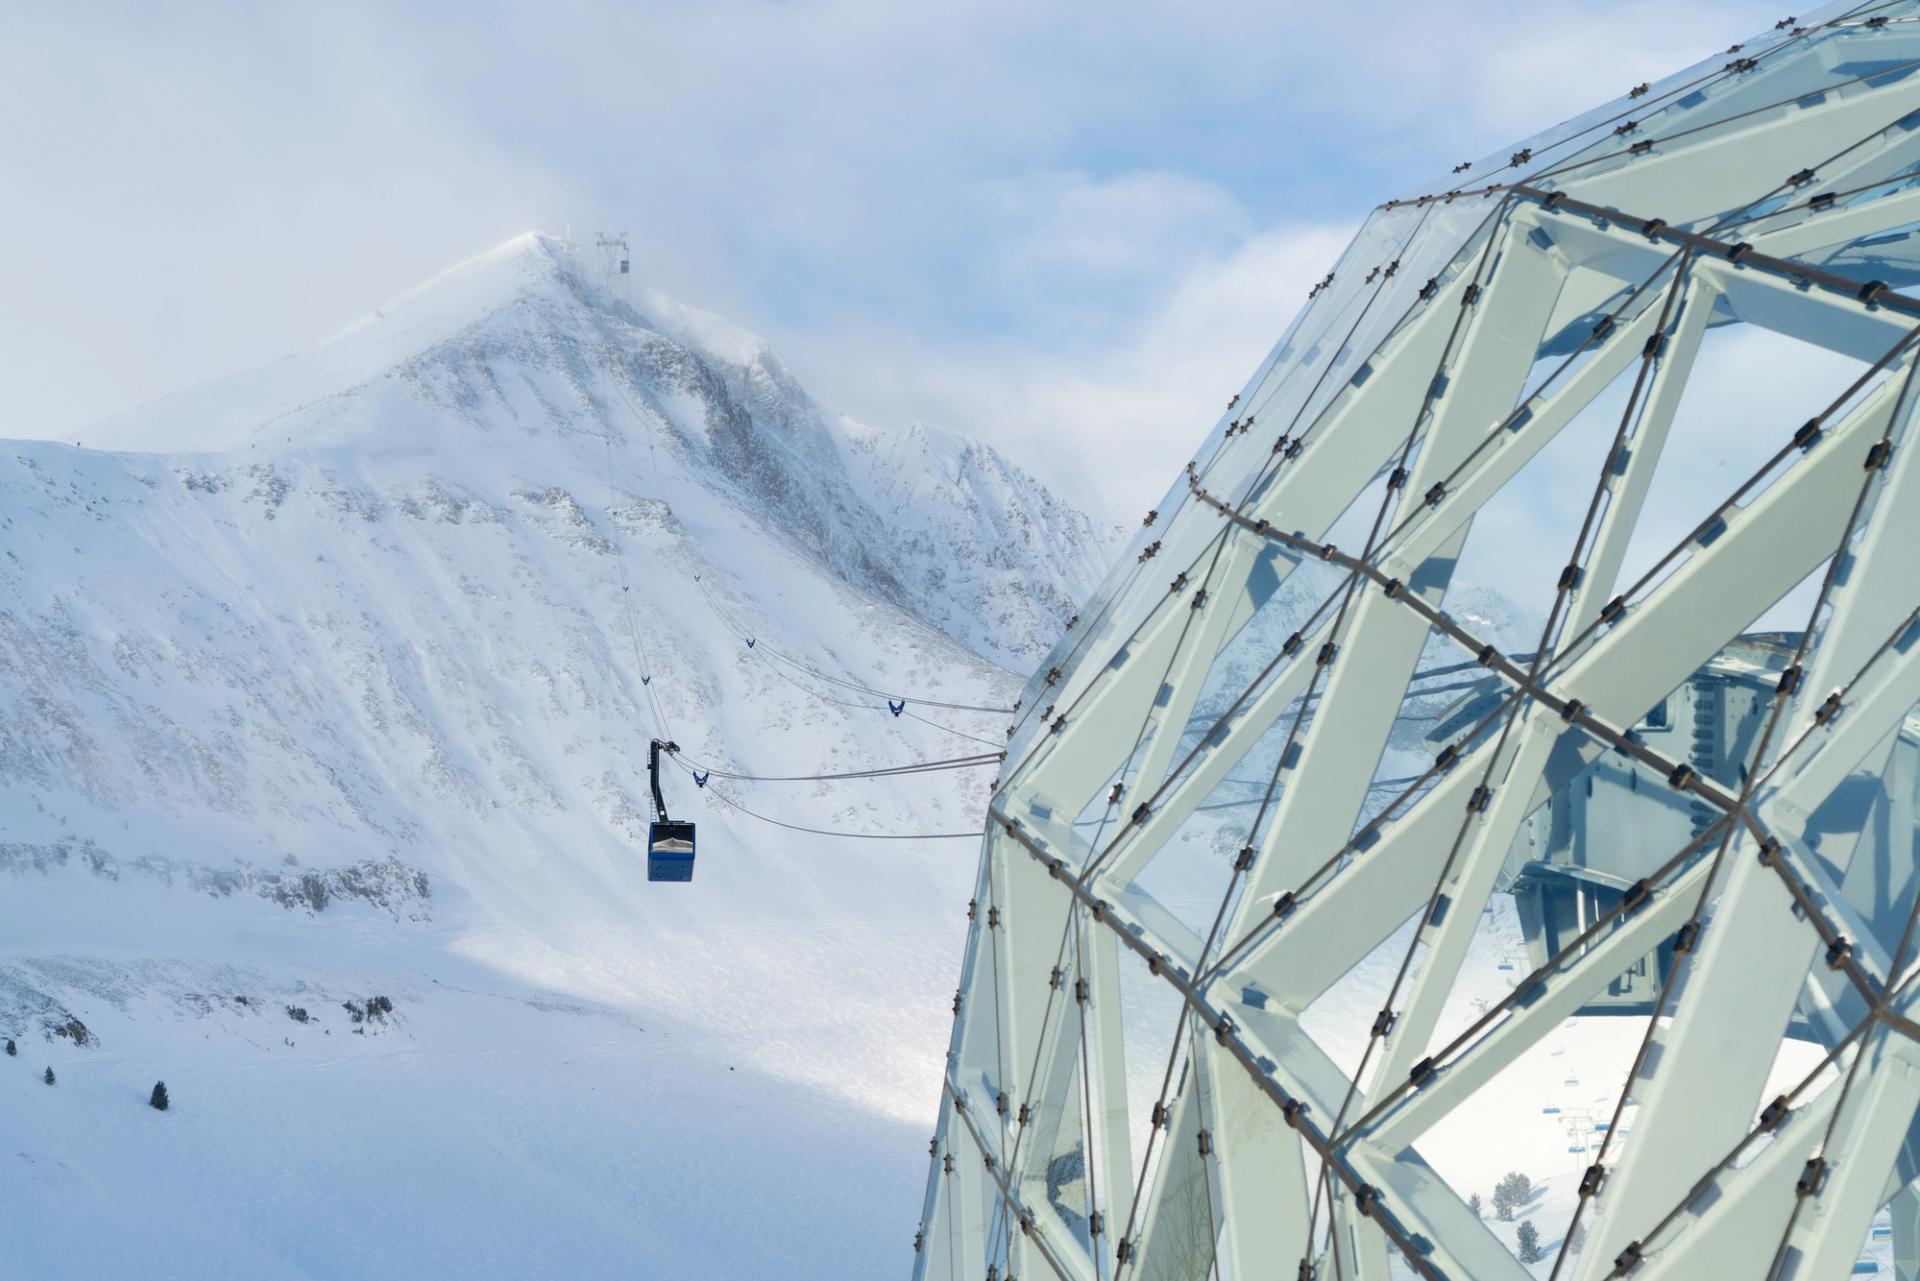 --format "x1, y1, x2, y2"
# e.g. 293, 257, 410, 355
0, 0, 1782, 522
